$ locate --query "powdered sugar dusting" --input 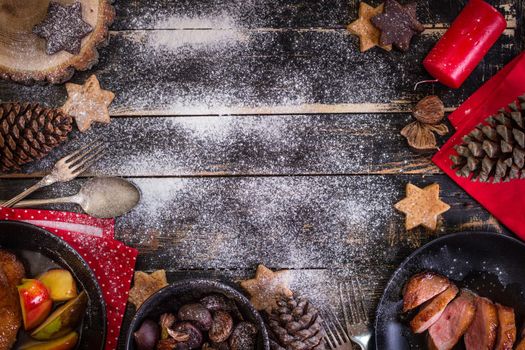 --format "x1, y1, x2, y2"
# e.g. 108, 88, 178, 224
117, 175, 398, 269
